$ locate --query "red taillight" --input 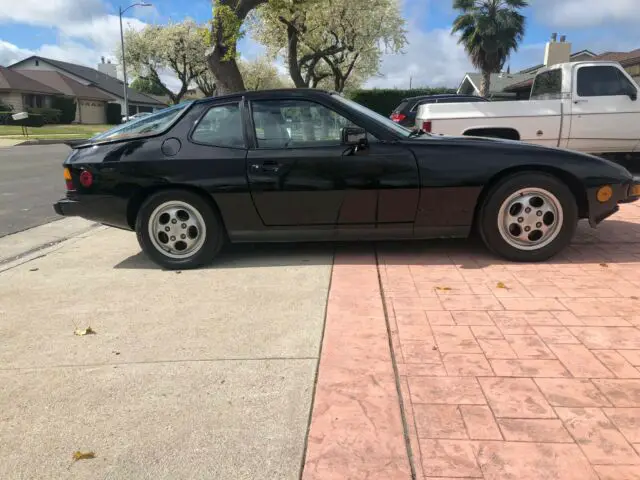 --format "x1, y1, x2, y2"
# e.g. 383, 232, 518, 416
79, 170, 93, 188
391, 113, 406, 122
422, 120, 432, 132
